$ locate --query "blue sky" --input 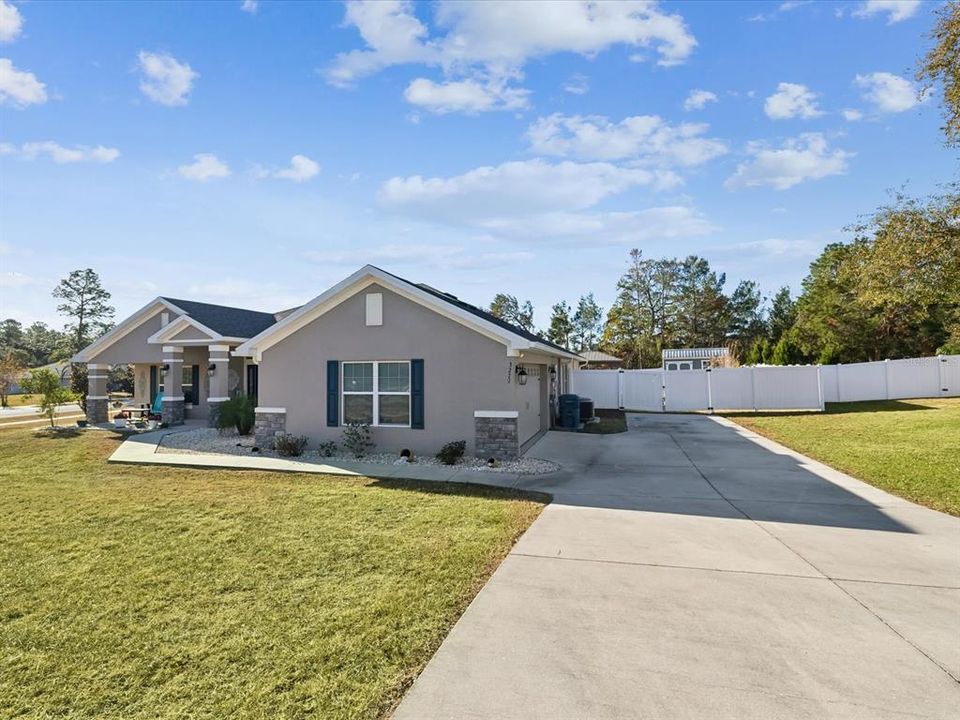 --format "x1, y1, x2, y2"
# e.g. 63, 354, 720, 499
0, 0, 955, 330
